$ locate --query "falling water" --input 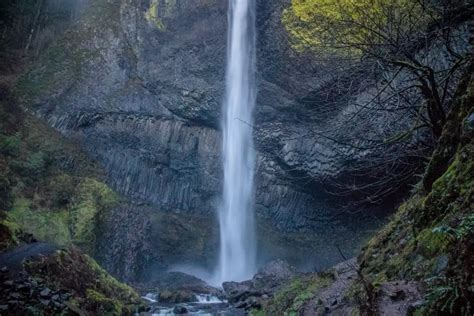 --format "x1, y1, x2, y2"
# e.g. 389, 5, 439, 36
217, 0, 257, 284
